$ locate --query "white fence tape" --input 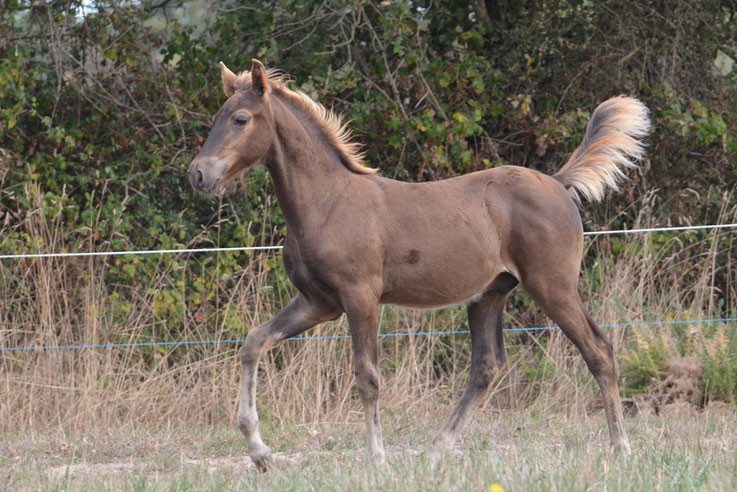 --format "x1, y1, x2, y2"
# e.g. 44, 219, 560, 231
0, 223, 735, 259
